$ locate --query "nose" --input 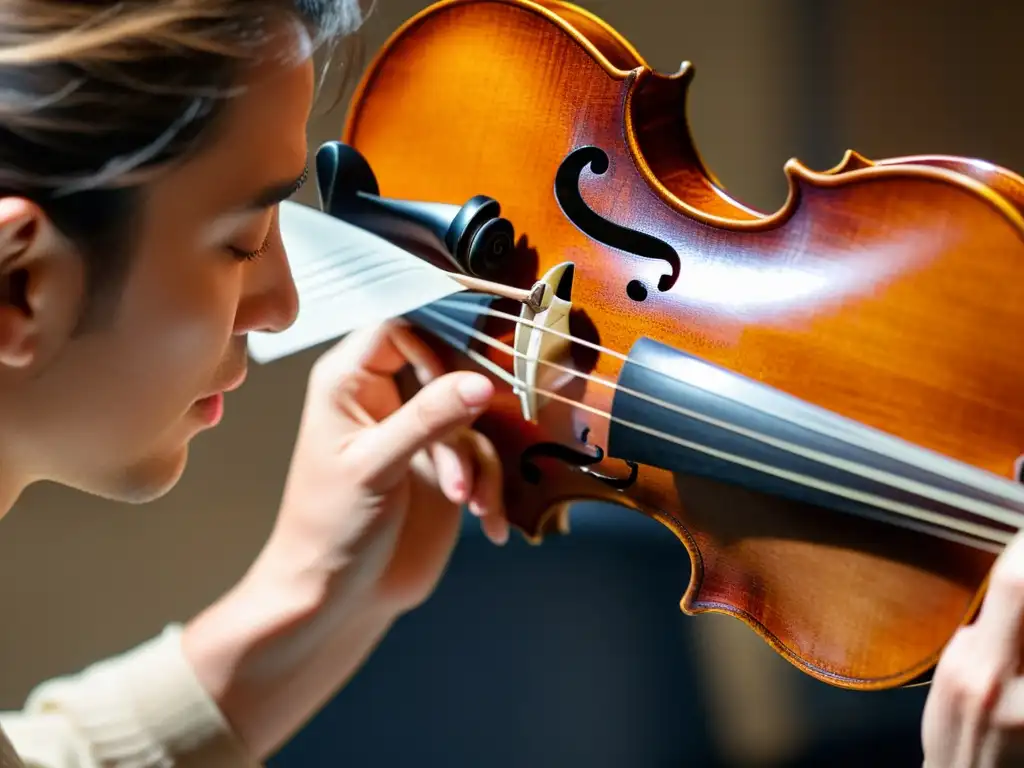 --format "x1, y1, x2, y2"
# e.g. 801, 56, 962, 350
233, 229, 299, 335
